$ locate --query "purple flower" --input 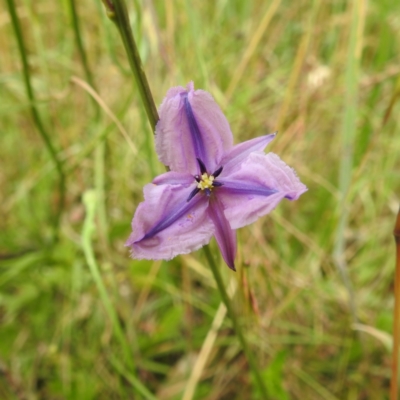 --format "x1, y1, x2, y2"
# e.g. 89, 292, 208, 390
126, 82, 307, 271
